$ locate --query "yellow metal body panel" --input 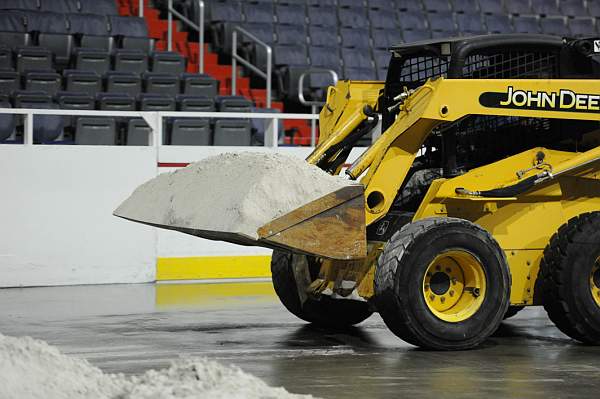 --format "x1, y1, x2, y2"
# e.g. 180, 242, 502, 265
313, 78, 600, 306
